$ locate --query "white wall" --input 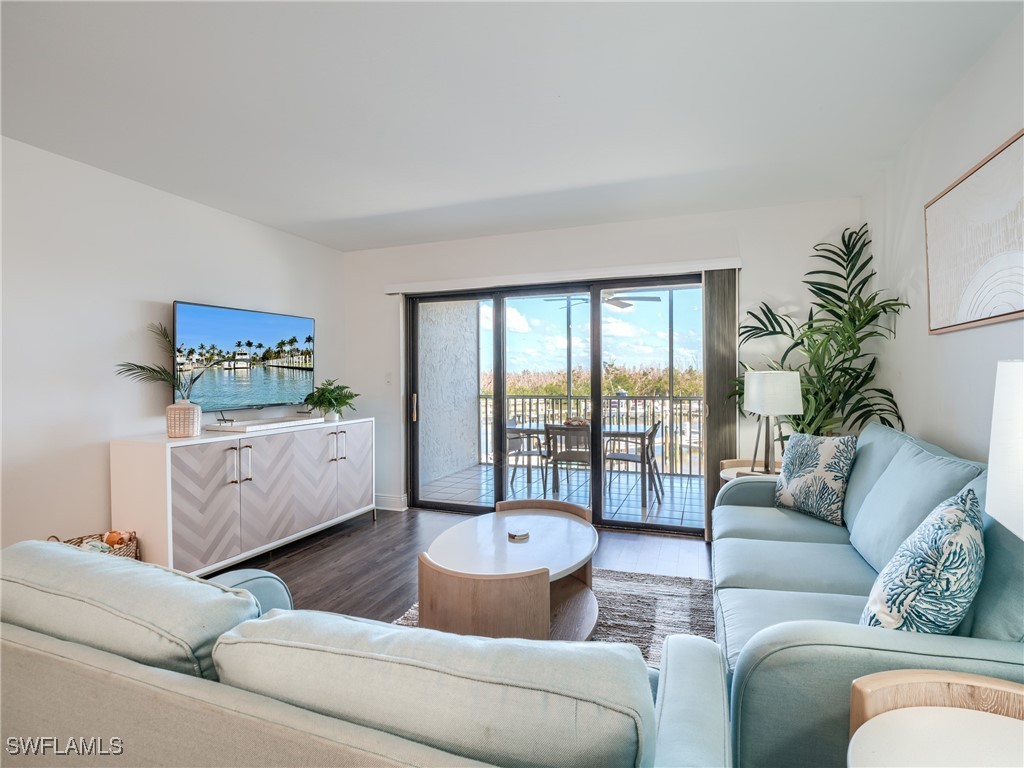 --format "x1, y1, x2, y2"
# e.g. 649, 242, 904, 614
1, 139, 346, 546
340, 198, 862, 506
865, 19, 1024, 461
